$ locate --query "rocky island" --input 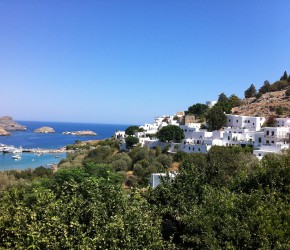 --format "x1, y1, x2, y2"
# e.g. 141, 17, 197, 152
34, 127, 55, 133
62, 130, 97, 136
